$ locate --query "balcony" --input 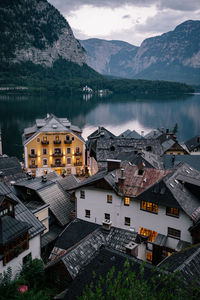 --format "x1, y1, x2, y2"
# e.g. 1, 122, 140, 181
74, 162, 83, 166
29, 154, 37, 158
51, 163, 65, 168
52, 153, 63, 157
41, 140, 49, 145
53, 140, 61, 145
74, 152, 82, 156
64, 140, 72, 144
29, 165, 38, 168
